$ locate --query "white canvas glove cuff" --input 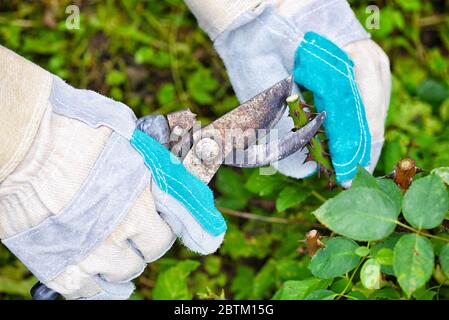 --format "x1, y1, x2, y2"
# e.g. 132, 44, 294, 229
184, 0, 264, 40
